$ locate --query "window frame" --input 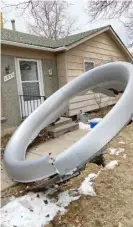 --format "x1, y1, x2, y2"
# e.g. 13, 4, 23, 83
84, 60, 95, 72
